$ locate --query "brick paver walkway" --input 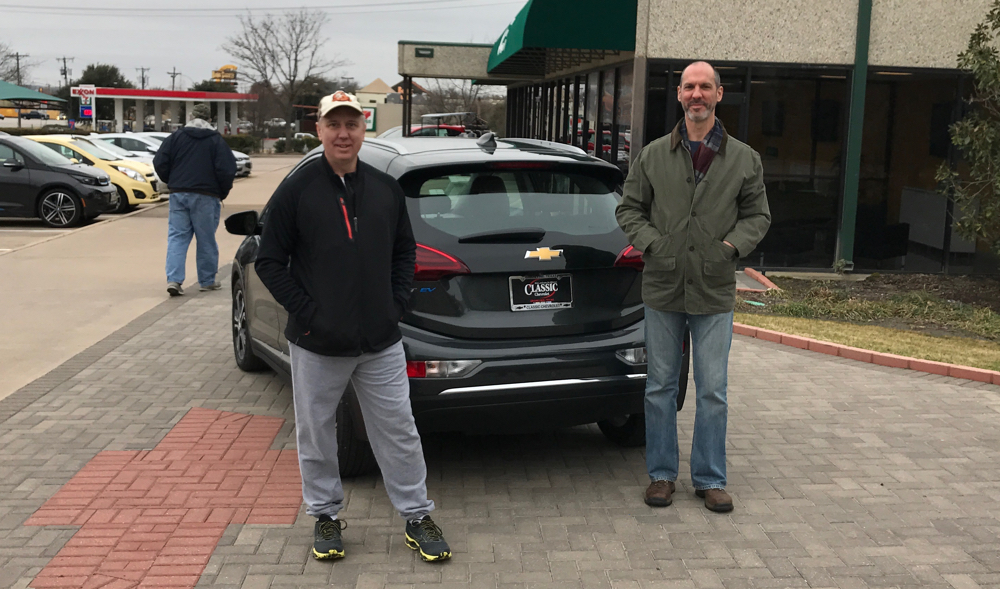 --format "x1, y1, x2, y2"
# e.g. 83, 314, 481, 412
2, 285, 1000, 589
